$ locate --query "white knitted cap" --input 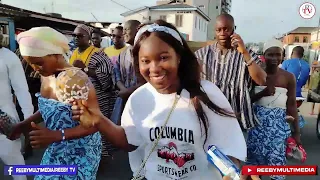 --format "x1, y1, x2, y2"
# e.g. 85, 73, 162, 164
263, 39, 283, 53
